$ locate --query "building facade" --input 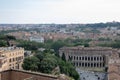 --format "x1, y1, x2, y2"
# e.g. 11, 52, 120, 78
59, 46, 119, 71
30, 36, 44, 43
0, 47, 24, 71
